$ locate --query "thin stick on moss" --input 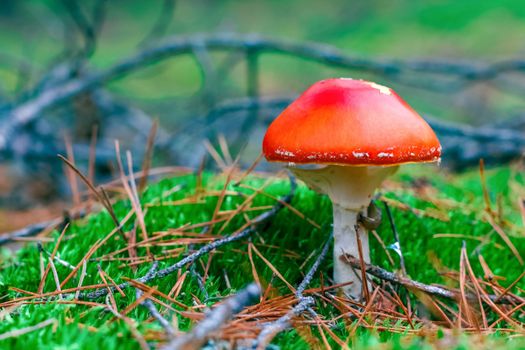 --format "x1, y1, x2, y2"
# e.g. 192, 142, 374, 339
340, 254, 523, 305
0, 319, 57, 341
161, 283, 261, 350
136, 287, 175, 337
78, 176, 296, 300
